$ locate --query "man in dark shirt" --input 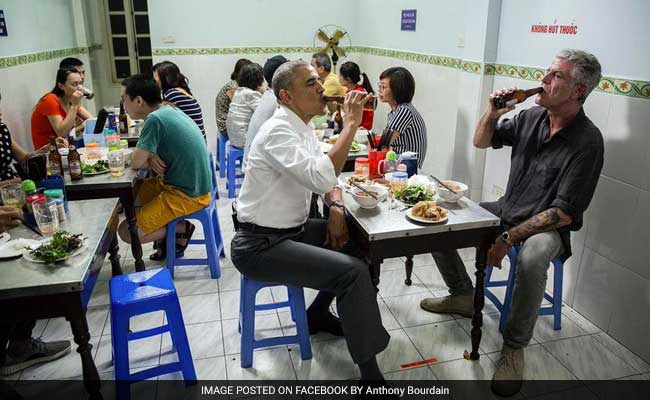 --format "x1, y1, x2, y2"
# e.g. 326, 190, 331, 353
420, 49, 604, 396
